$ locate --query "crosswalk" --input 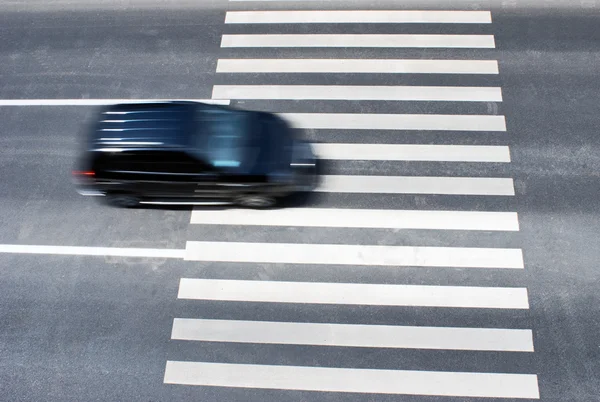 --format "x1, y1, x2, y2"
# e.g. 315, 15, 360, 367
164, 2, 539, 399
